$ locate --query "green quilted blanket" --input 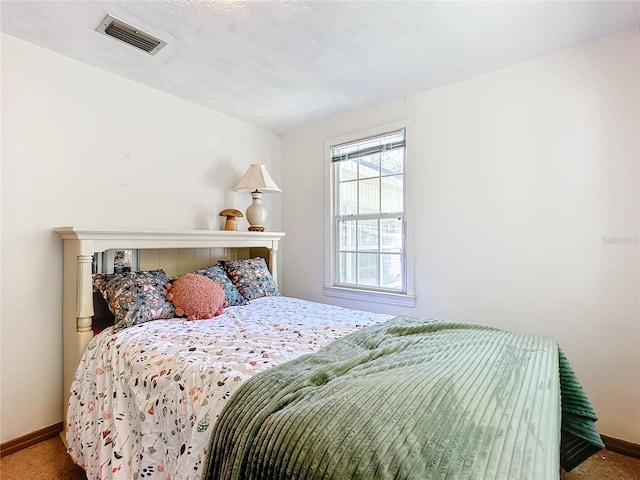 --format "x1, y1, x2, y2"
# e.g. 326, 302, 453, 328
206, 317, 603, 480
